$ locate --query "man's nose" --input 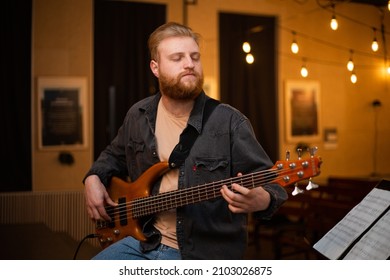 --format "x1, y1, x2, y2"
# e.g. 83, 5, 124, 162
183, 56, 195, 68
